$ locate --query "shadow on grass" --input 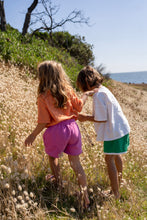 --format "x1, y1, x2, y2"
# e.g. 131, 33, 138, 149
38, 180, 111, 219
